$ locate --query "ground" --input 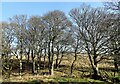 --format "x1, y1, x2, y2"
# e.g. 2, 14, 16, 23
1, 54, 120, 84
